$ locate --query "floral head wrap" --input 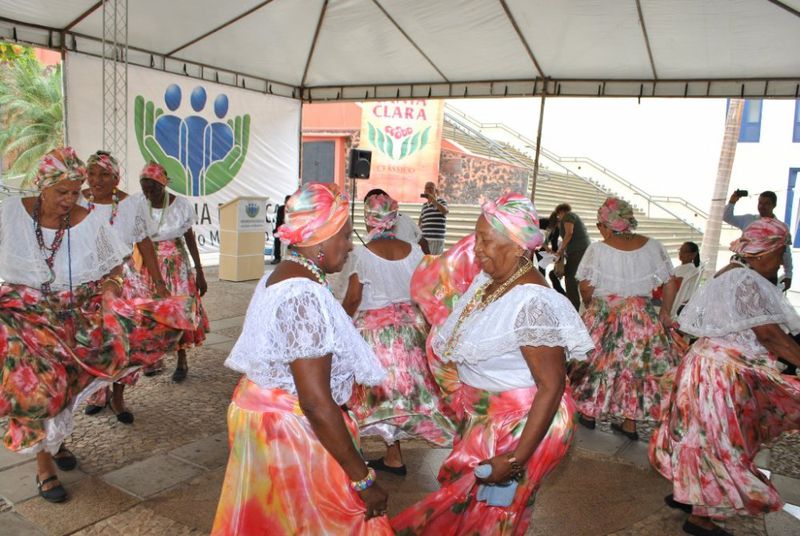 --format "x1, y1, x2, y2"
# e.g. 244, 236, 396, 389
480, 191, 544, 250
34, 147, 87, 191
276, 182, 350, 247
597, 197, 638, 233
365, 193, 399, 240
730, 217, 790, 257
87, 151, 120, 180
140, 162, 168, 186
